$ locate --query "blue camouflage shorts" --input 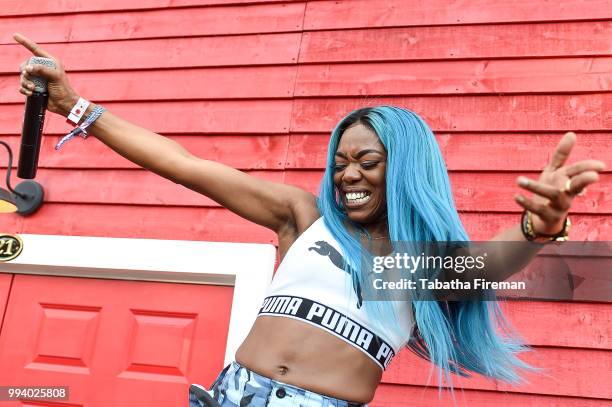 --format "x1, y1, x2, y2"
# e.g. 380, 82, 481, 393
189, 361, 366, 407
